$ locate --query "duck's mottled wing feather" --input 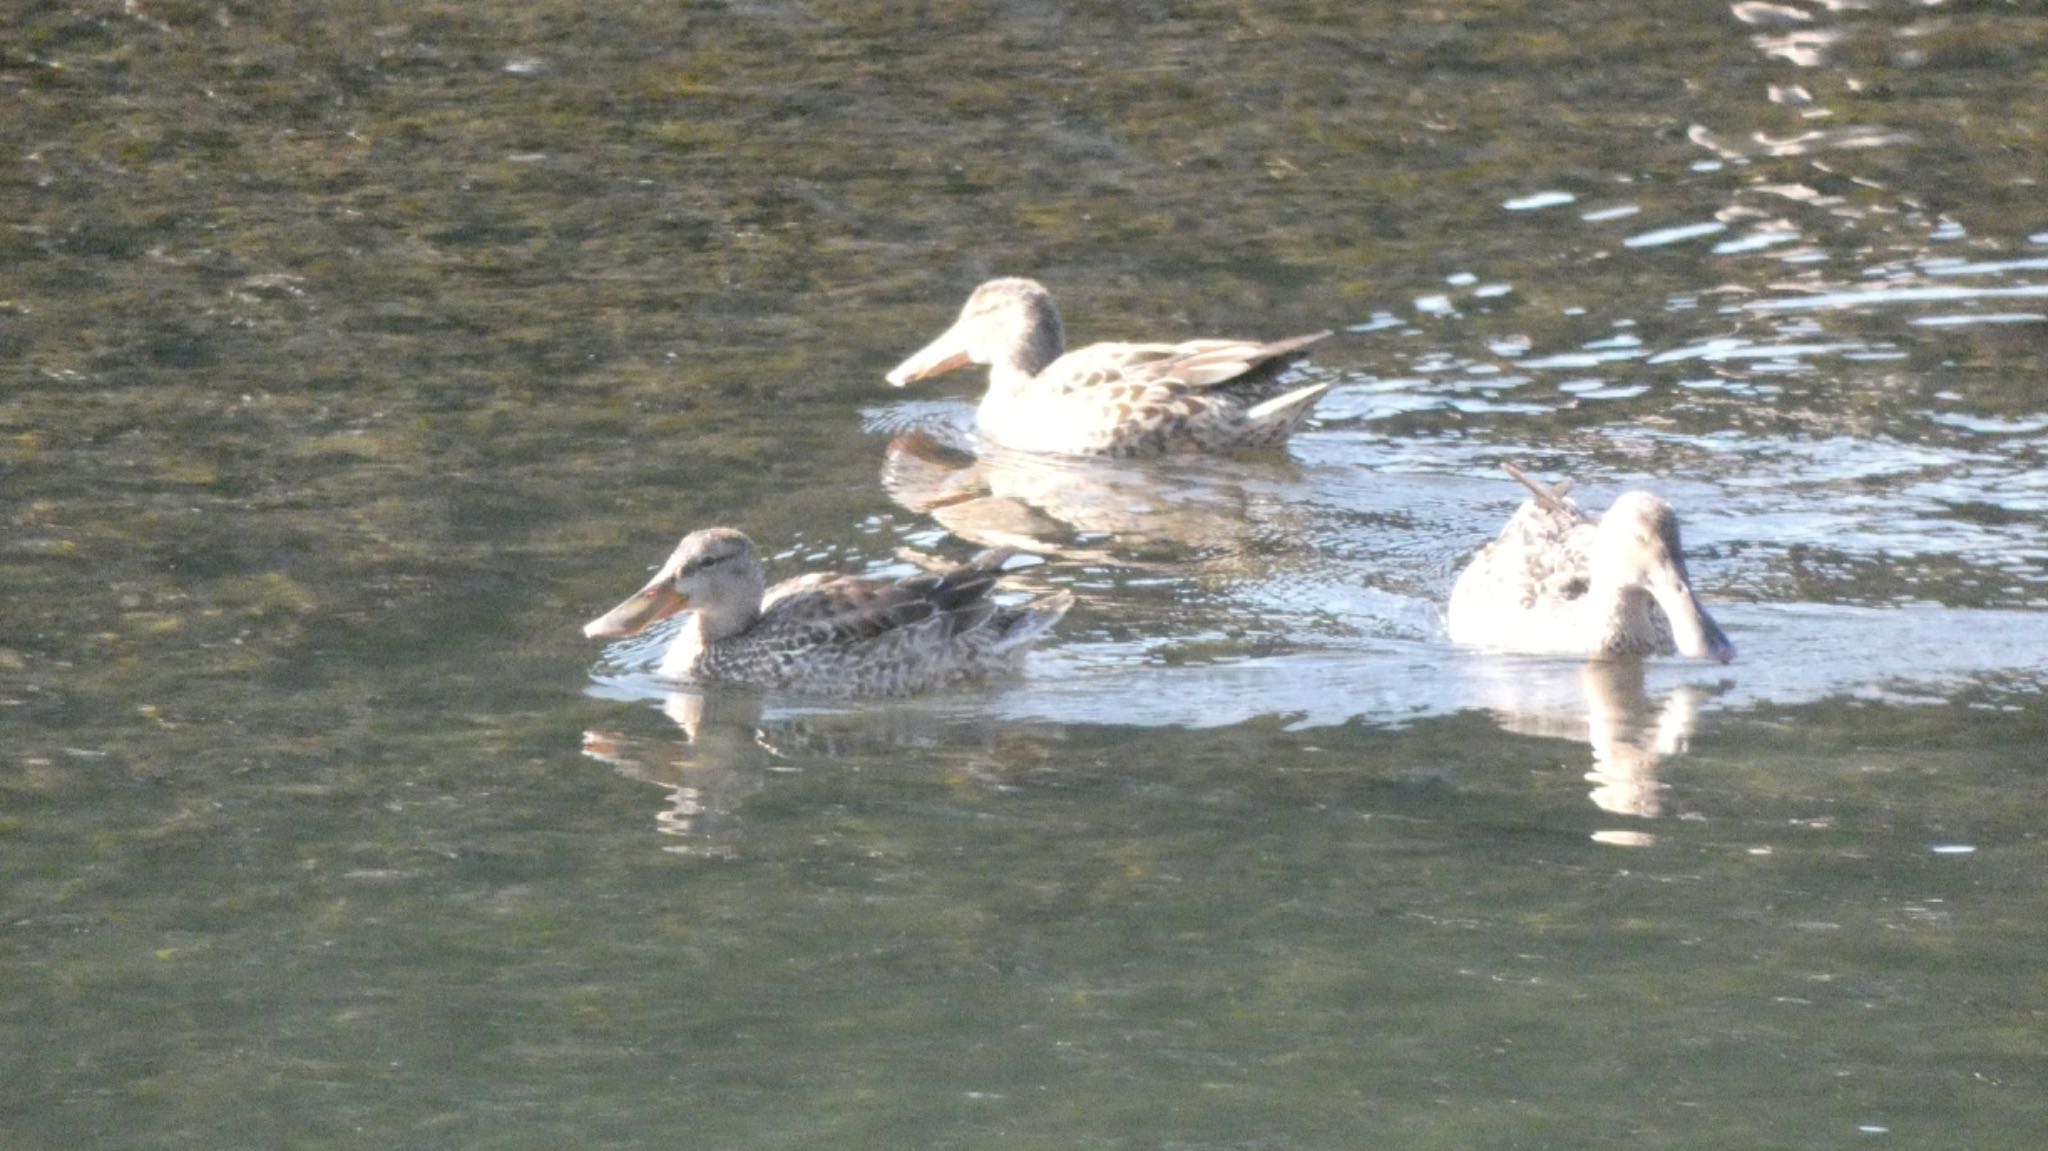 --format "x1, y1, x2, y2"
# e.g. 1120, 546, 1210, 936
759, 572, 838, 613
1125, 332, 1331, 390
1152, 342, 1265, 388
1041, 343, 1182, 396
1493, 500, 1597, 608
926, 569, 1000, 611
756, 577, 912, 644
755, 551, 1016, 649
1038, 332, 1329, 399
